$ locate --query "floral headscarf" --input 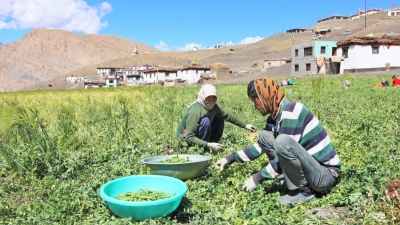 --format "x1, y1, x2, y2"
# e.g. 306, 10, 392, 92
254, 76, 285, 119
